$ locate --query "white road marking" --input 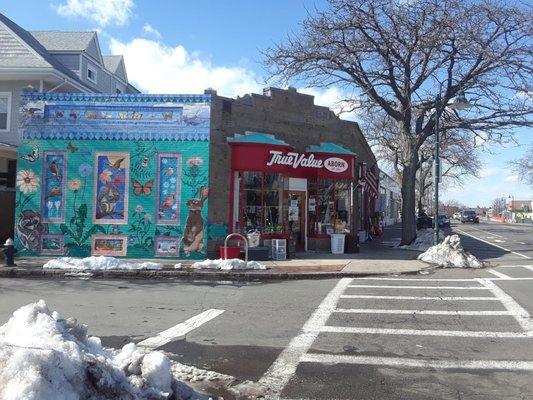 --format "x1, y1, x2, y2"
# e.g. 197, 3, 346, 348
455, 228, 532, 259
334, 309, 512, 316
137, 309, 225, 349
476, 278, 533, 332
347, 284, 487, 290
259, 278, 352, 395
522, 265, 533, 273
300, 353, 533, 371
494, 239, 506, 243
355, 277, 481, 282
319, 326, 531, 338
488, 269, 512, 279
340, 295, 498, 301
519, 242, 526, 245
